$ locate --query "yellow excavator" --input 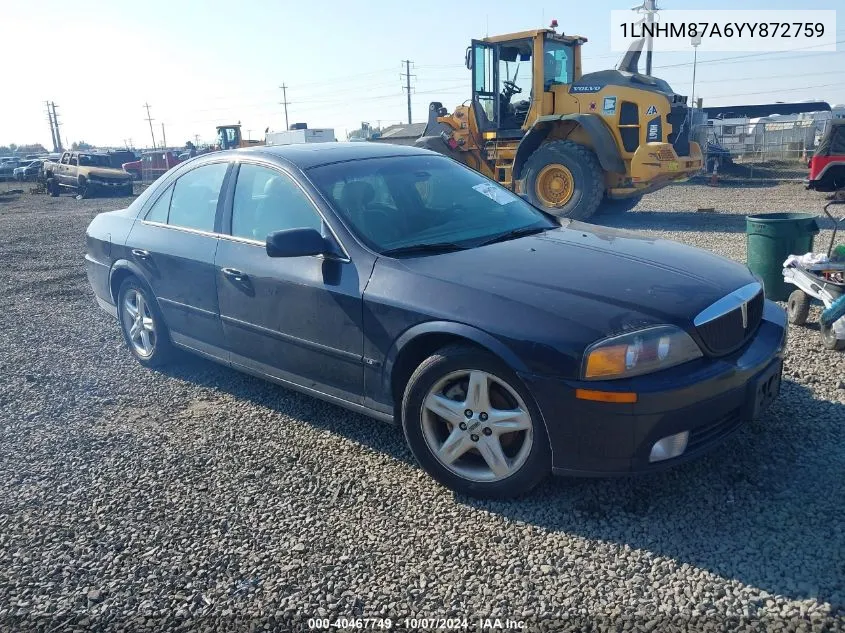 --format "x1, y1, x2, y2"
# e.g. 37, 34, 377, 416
416, 23, 702, 219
